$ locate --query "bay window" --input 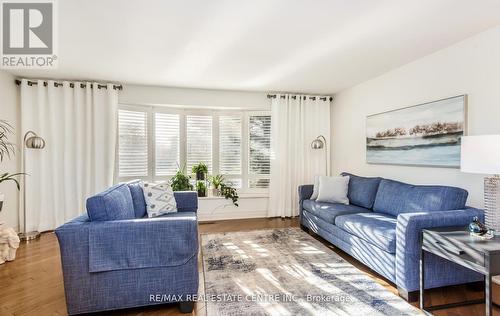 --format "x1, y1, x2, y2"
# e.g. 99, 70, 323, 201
116, 105, 271, 193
